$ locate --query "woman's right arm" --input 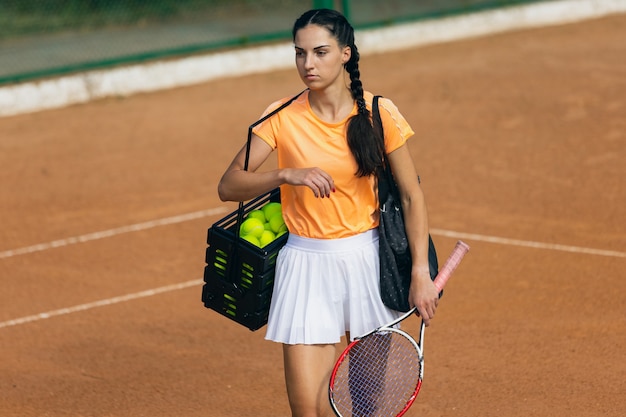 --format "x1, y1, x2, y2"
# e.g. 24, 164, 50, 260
218, 135, 284, 202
